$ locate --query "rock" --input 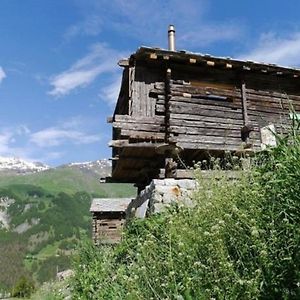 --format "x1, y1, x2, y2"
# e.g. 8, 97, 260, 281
57, 269, 74, 281
129, 179, 197, 218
